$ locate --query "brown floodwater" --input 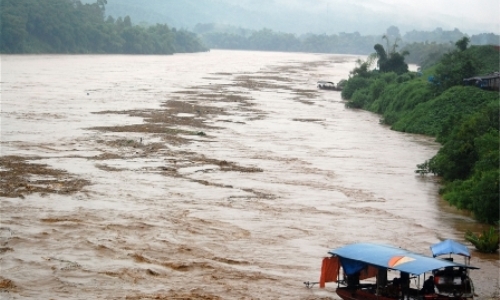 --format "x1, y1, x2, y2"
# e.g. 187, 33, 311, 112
1, 50, 498, 299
